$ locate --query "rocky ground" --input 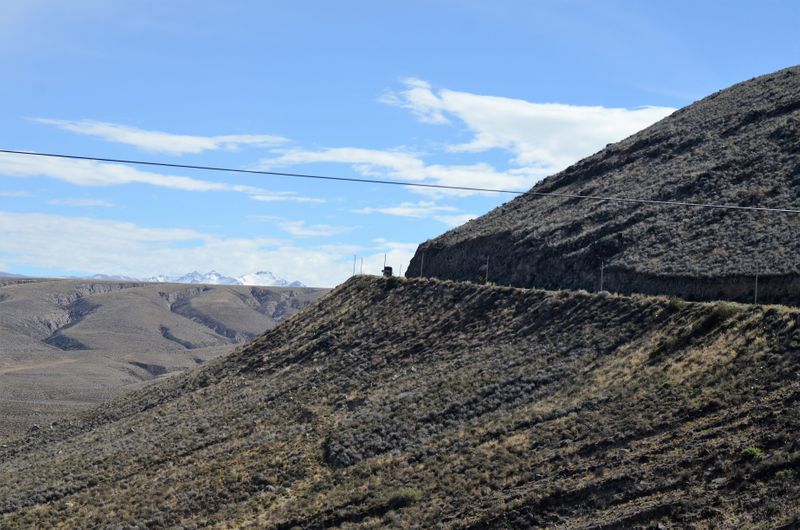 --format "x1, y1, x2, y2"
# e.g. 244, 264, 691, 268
1, 276, 798, 528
